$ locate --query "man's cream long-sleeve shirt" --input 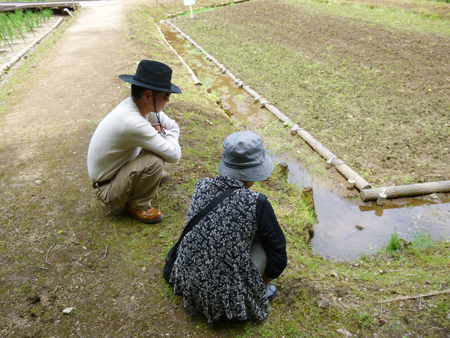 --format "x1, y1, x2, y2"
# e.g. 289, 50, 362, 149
87, 97, 181, 183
